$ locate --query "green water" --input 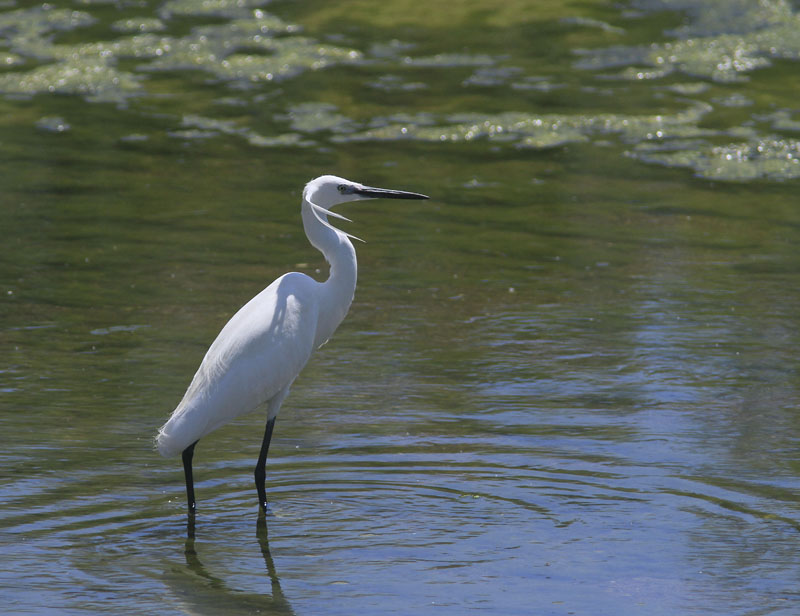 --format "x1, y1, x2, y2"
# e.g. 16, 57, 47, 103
2, 0, 800, 613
